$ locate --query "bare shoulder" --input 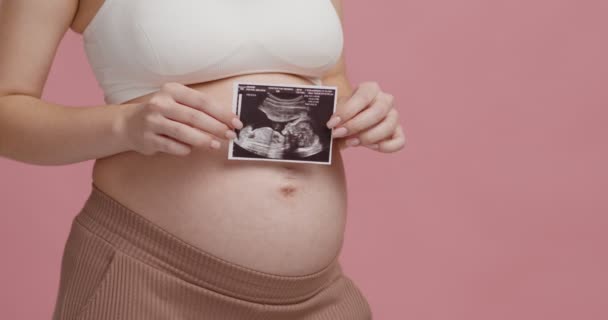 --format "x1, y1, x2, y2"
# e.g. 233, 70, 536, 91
0, 0, 79, 98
